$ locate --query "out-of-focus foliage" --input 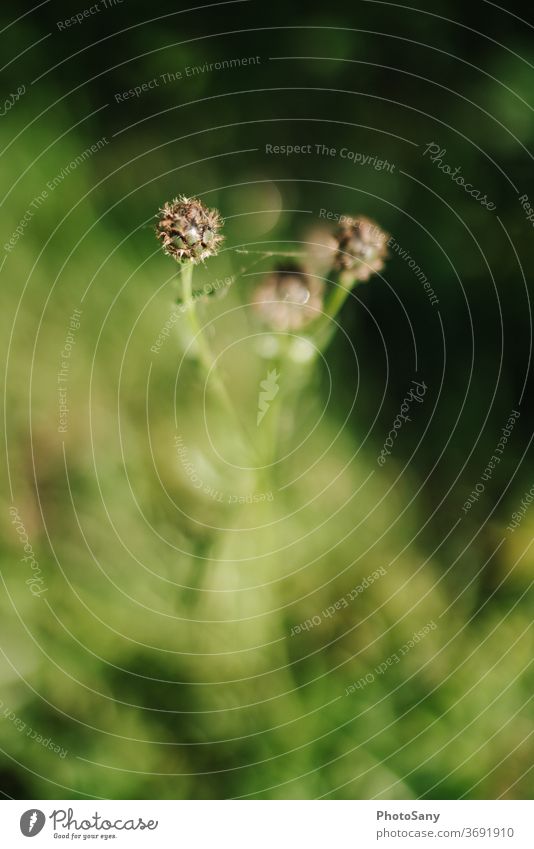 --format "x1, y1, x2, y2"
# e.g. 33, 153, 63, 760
1, 0, 533, 799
